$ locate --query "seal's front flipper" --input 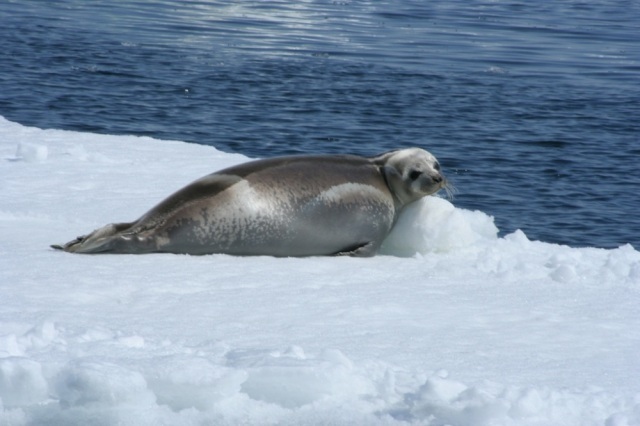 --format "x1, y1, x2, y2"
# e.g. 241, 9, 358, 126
334, 241, 379, 257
